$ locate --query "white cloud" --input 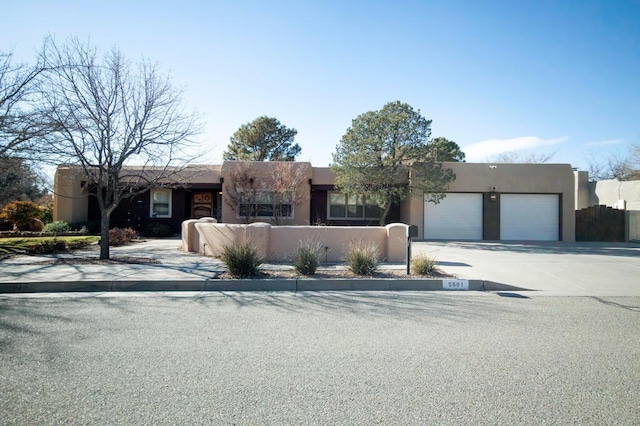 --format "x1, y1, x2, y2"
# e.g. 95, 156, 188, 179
583, 139, 623, 147
462, 136, 568, 162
